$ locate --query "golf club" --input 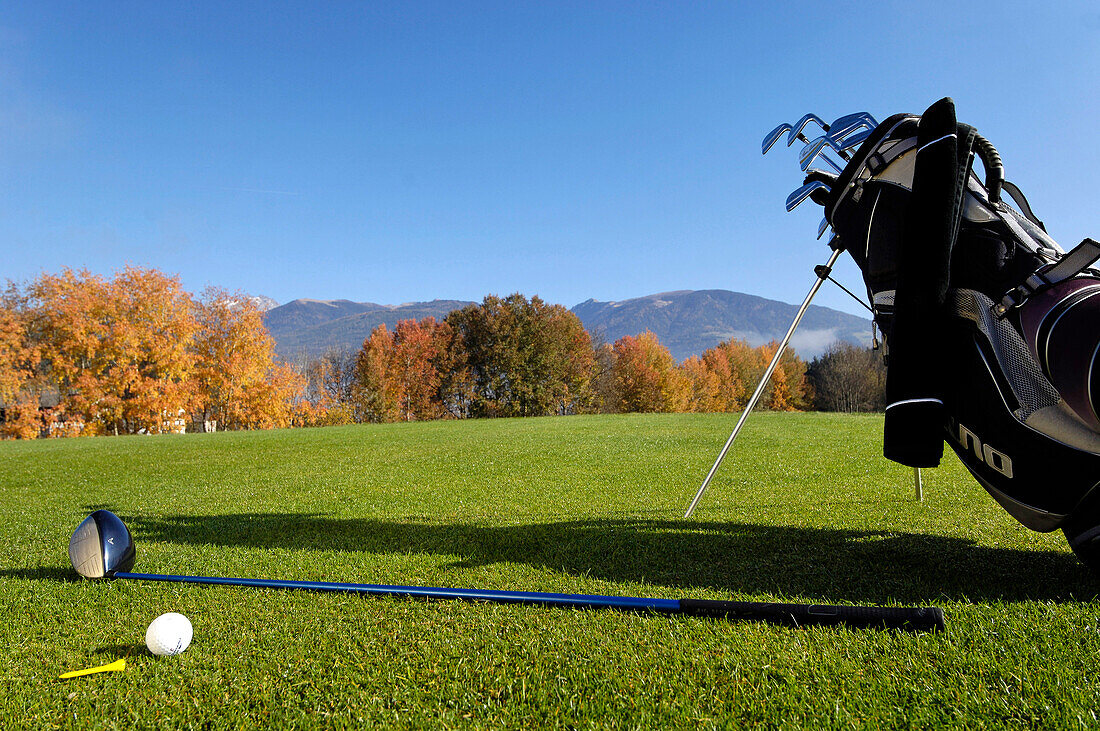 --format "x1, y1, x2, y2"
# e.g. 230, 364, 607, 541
69, 510, 946, 632
762, 123, 794, 154
786, 181, 832, 212
786, 113, 829, 146
764, 119, 845, 173
823, 113, 877, 144
764, 122, 840, 172
835, 128, 872, 151
798, 133, 869, 170
799, 137, 846, 172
